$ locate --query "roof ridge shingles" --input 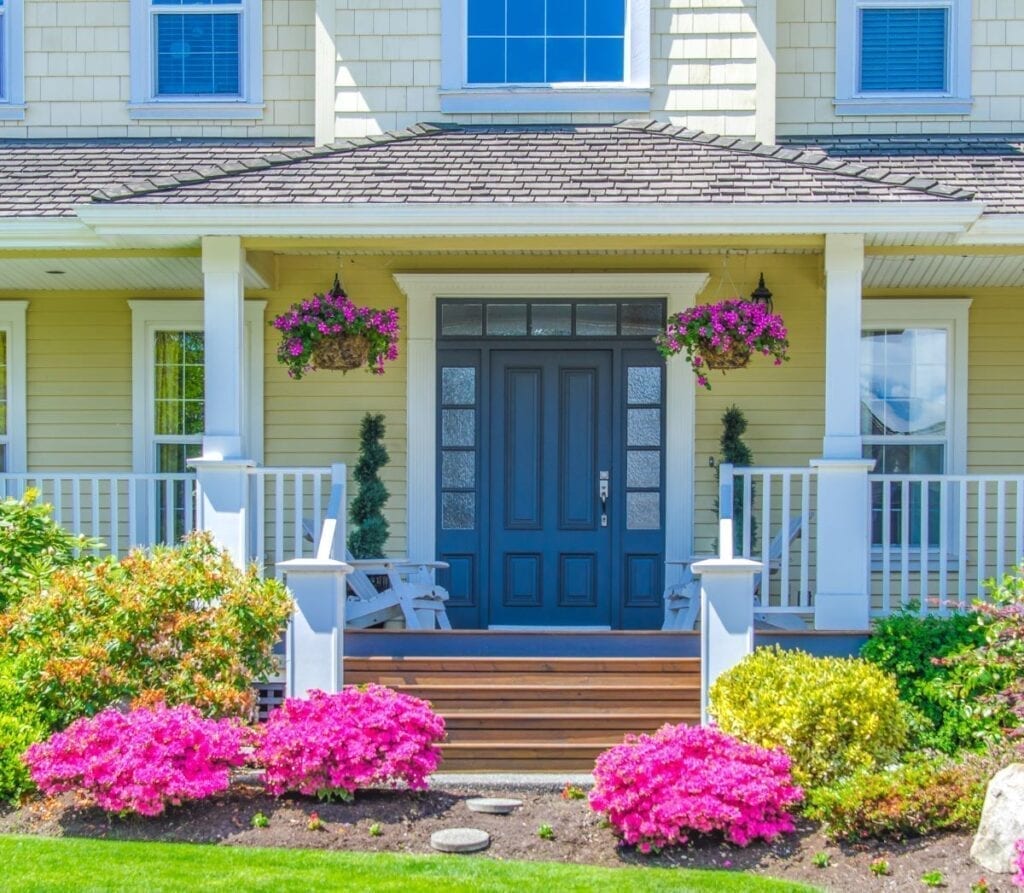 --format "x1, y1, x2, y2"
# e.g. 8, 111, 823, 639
613, 119, 976, 201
